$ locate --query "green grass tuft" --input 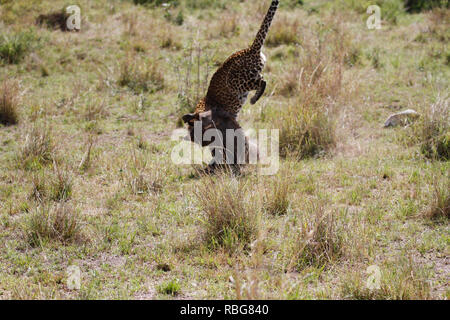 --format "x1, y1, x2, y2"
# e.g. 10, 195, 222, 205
24, 204, 83, 247
0, 30, 36, 64
158, 279, 181, 296
118, 56, 165, 94
193, 174, 260, 252
19, 124, 54, 170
